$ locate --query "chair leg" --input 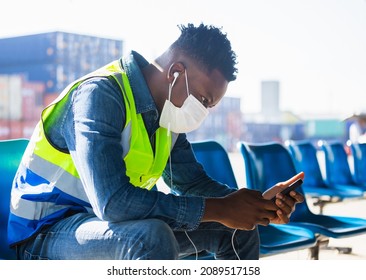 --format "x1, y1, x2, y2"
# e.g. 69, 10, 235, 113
309, 235, 352, 259
312, 198, 330, 214
322, 245, 352, 254
312, 197, 341, 214
309, 244, 320, 260
309, 236, 329, 260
